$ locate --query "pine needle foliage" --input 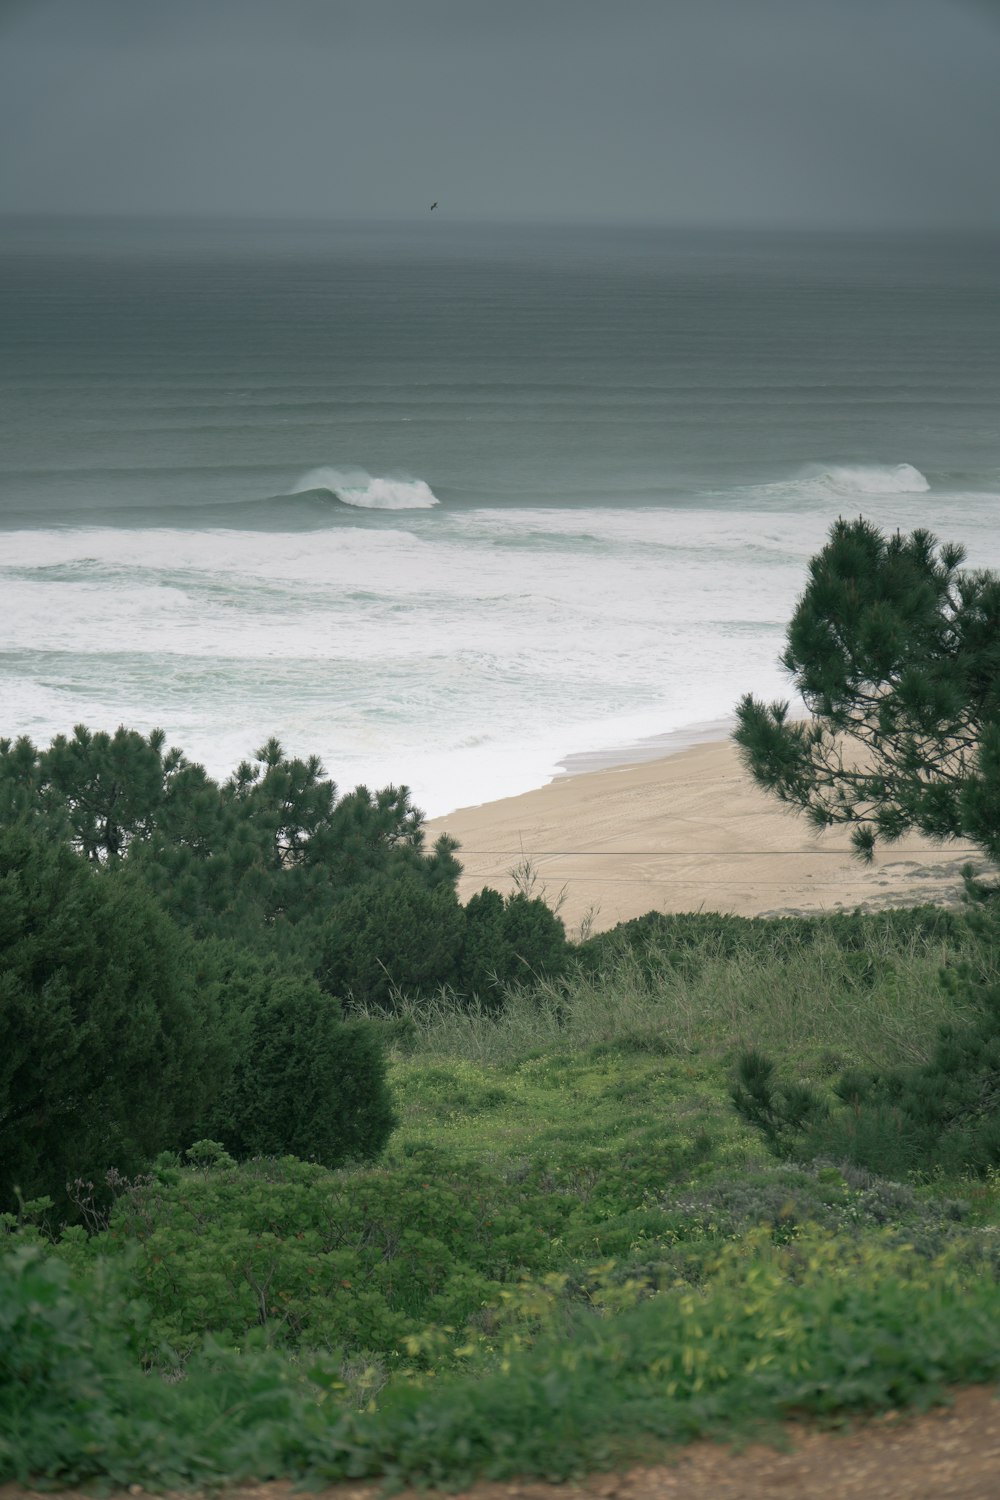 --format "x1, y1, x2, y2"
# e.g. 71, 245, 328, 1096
734, 518, 1000, 864
0, 727, 462, 950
